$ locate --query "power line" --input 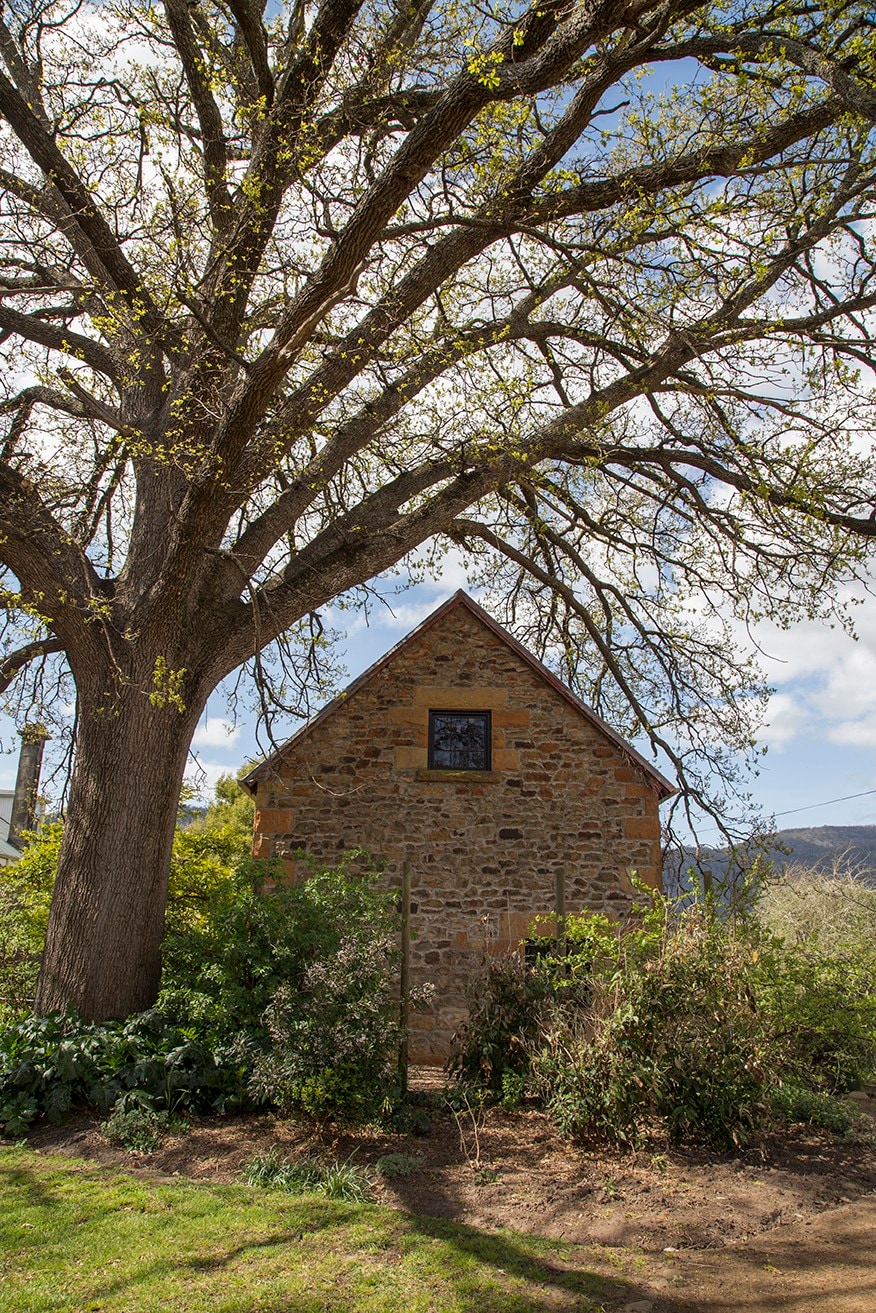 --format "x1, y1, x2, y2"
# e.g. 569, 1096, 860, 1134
771, 787, 876, 821
695, 786, 876, 838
